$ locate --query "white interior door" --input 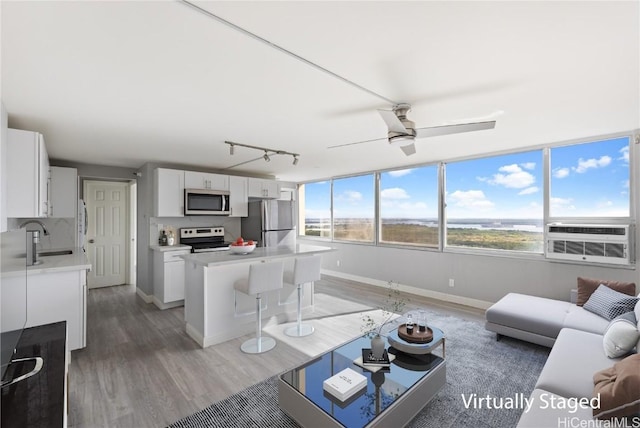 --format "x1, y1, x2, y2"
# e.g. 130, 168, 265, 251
84, 180, 127, 288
